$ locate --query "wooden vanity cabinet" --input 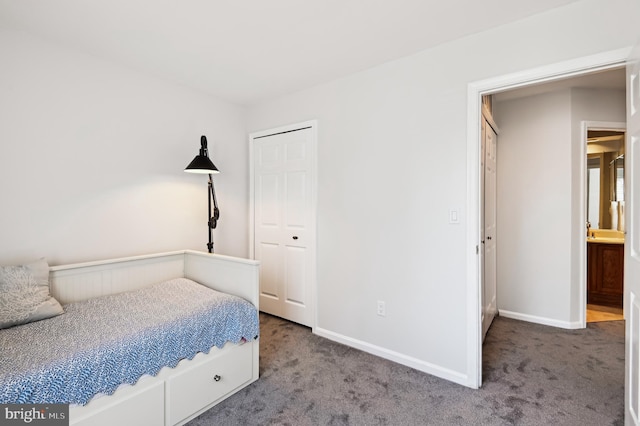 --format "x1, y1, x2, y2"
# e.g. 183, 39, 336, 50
587, 242, 624, 308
